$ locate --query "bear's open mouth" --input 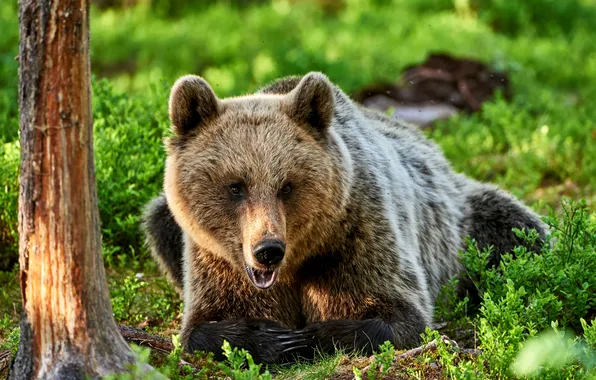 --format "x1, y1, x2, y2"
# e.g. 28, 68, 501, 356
245, 265, 279, 289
